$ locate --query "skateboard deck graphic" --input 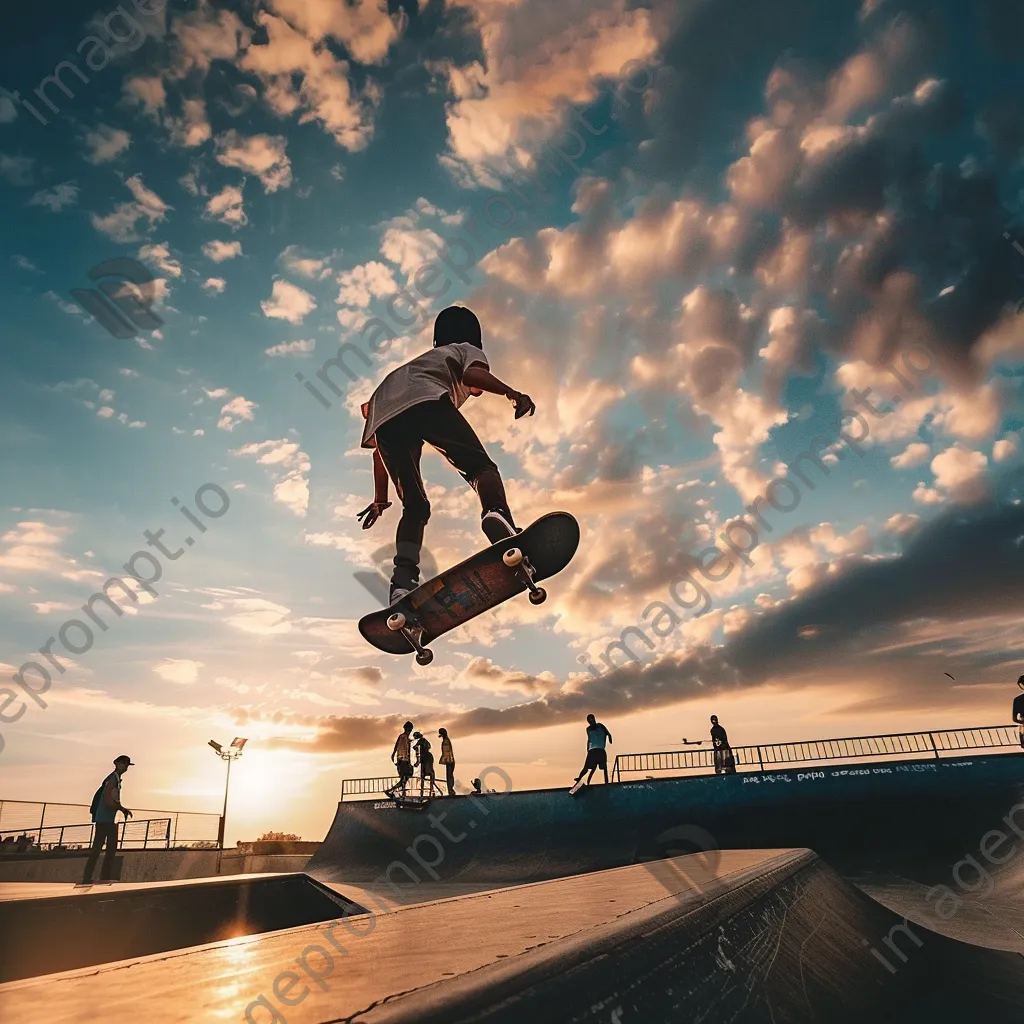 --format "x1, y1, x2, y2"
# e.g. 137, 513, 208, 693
359, 511, 579, 662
